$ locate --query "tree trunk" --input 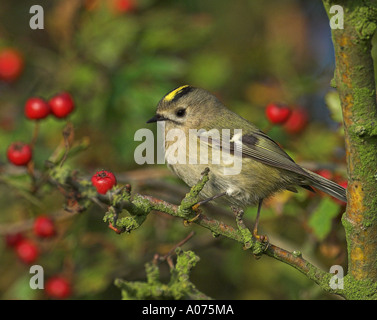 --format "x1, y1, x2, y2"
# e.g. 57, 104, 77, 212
323, 0, 377, 298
